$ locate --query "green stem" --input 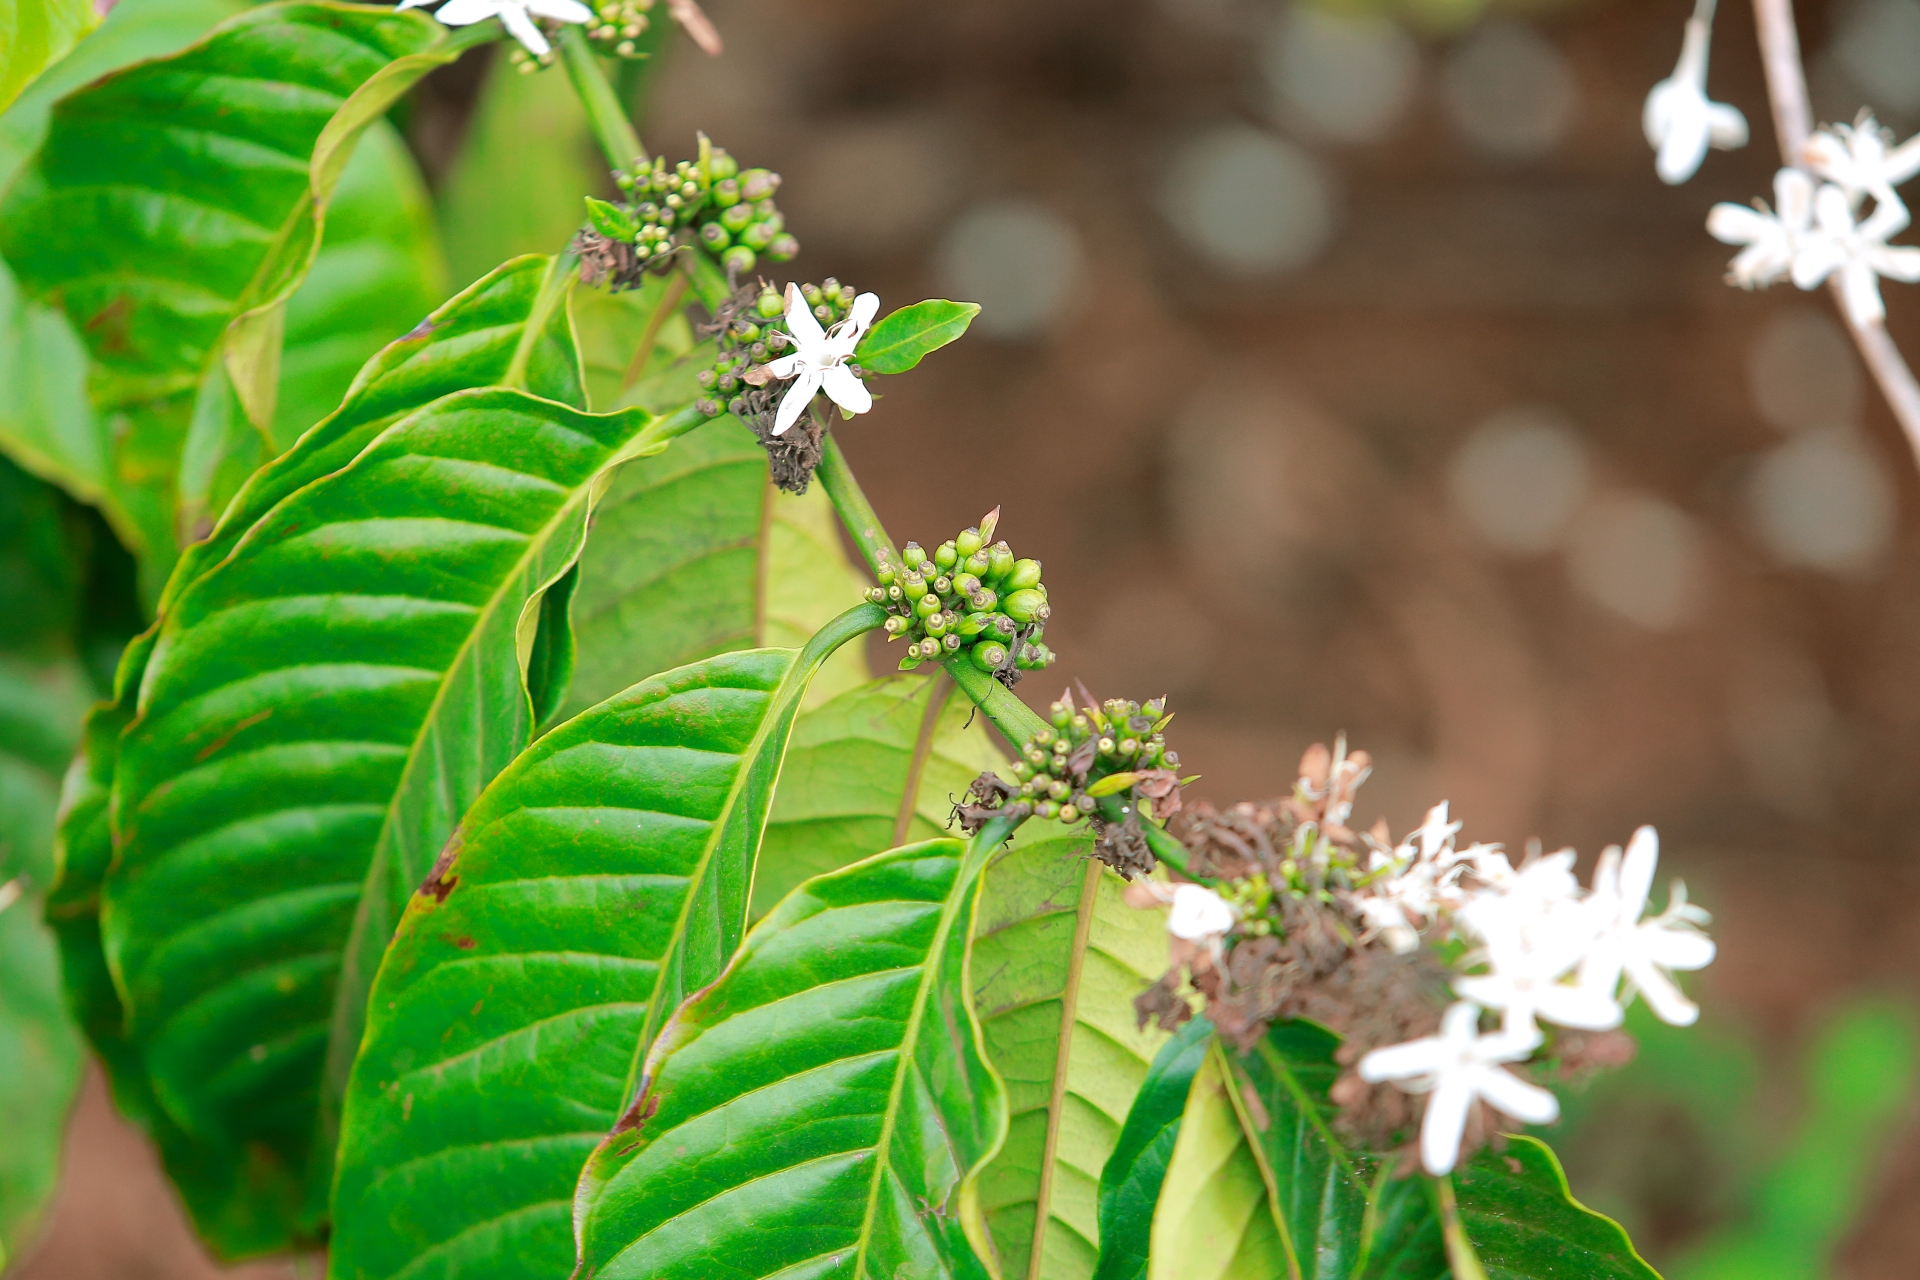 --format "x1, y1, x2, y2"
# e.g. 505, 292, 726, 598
815, 436, 898, 576
558, 24, 646, 171
943, 658, 1049, 746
